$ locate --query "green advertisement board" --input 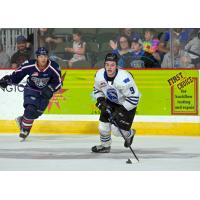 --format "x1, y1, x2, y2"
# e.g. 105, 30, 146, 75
45, 69, 199, 116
